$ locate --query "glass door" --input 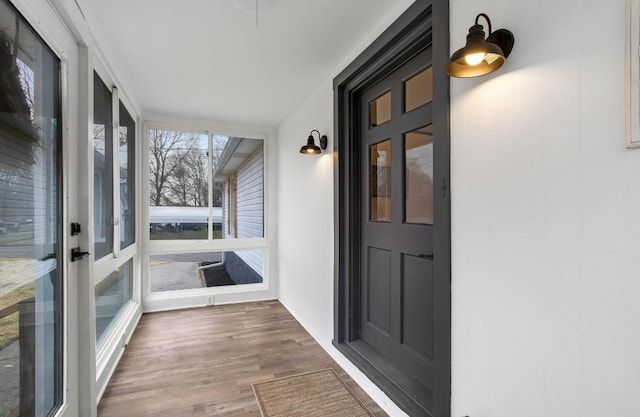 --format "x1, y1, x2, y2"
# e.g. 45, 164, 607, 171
0, 1, 74, 415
